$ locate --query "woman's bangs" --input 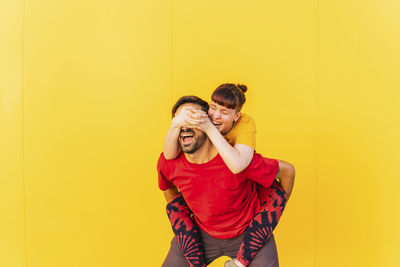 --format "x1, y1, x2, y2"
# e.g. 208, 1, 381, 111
211, 90, 238, 110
